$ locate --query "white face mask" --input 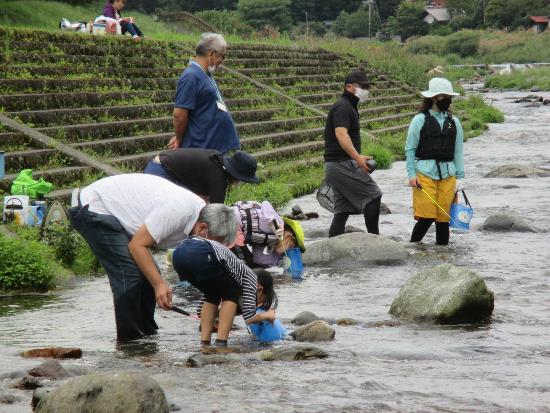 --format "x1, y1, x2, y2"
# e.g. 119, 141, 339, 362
354, 87, 369, 103
208, 64, 218, 74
